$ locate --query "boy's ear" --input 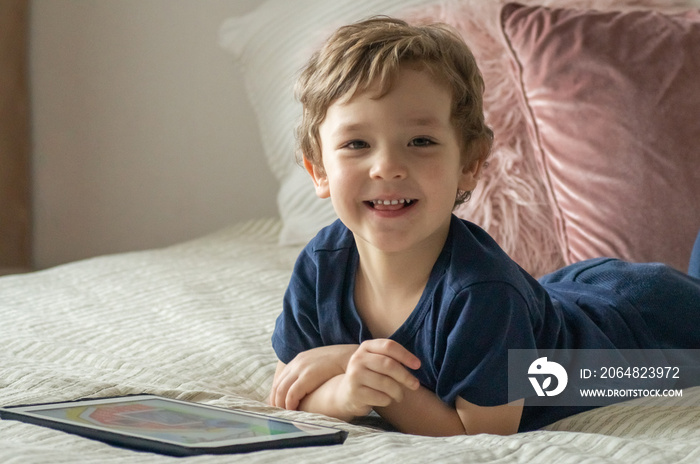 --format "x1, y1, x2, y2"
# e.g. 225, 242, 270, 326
303, 156, 331, 199
458, 156, 486, 193
459, 139, 490, 192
